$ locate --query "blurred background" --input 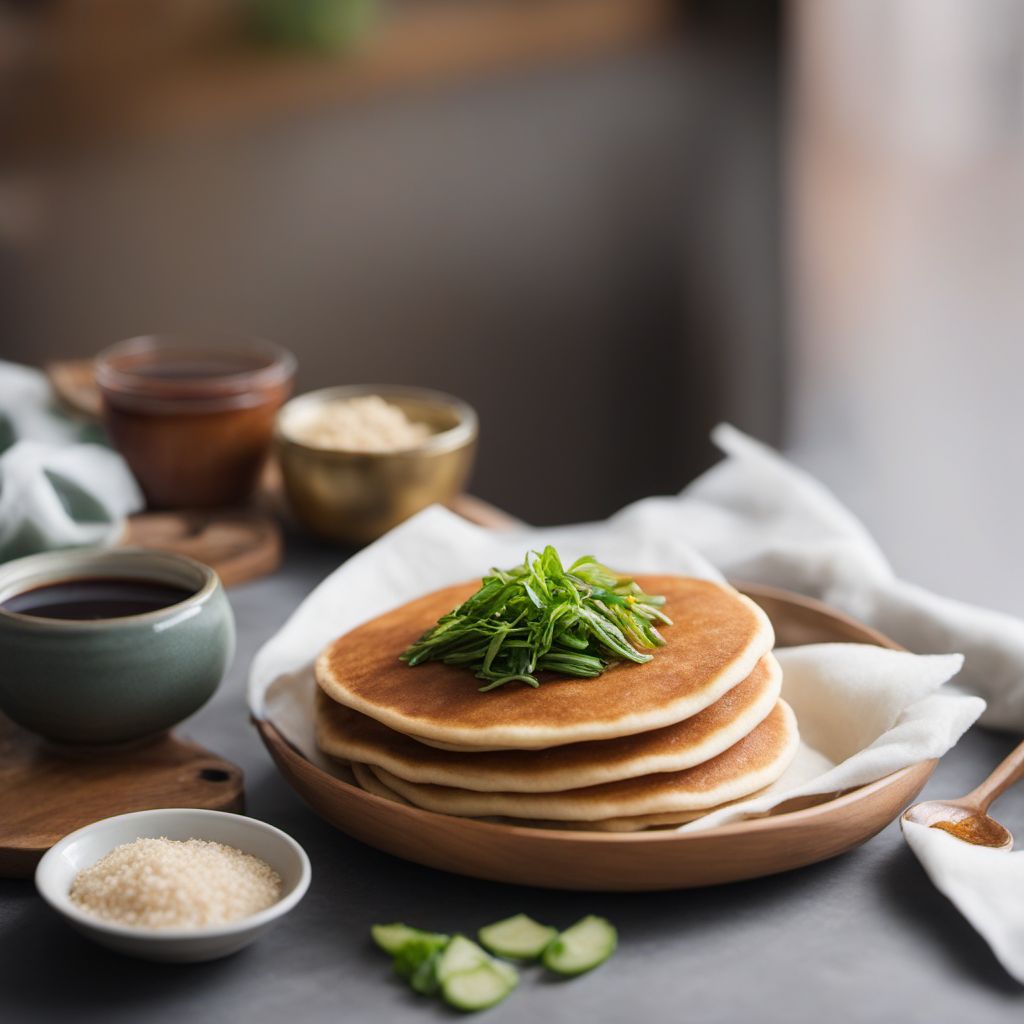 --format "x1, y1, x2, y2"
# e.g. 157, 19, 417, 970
1, 0, 1022, 606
